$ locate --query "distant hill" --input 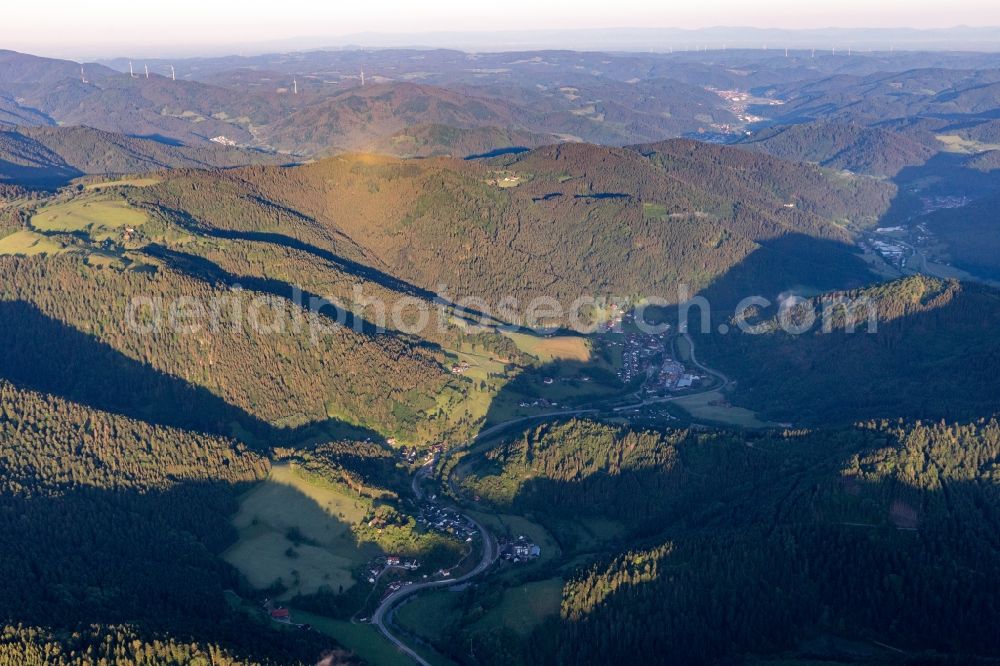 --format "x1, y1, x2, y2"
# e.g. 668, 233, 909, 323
0, 50, 115, 94
0, 125, 281, 187
264, 82, 526, 154
0, 96, 53, 126
370, 123, 555, 158
135, 139, 890, 319
961, 118, 1000, 144
761, 68, 1000, 125
968, 150, 1000, 172
0, 51, 739, 156
23, 76, 277, 147
737, 122, 936, 176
